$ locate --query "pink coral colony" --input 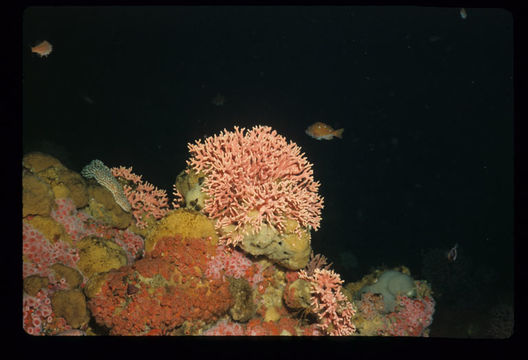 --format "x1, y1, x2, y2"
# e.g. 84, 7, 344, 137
187, 125, 324, 246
